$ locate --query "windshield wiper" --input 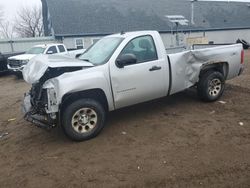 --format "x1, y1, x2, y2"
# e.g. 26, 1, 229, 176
81, 59, 90, 62
81, 58, 95, 66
